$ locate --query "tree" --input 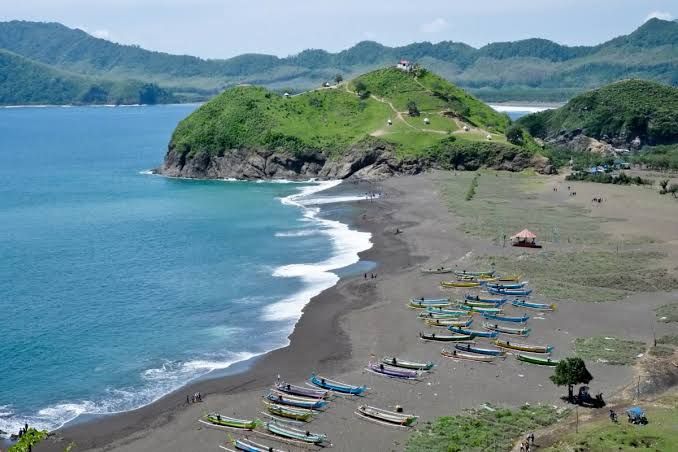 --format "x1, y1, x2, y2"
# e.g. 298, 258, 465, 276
407, 100, 420, 117
549, 357, 593, 402
335, 74, 343, 84
354, 80, 367, 94
506, 124, 525, 145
